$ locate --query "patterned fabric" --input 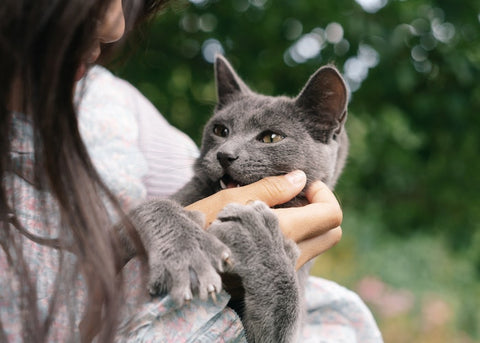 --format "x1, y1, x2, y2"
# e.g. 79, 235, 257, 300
1, 113, 85, 342
115, 290, 246, 343
302, 278, 382, 342
77, 66, 198, 202
0, 65, 383, 342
